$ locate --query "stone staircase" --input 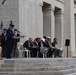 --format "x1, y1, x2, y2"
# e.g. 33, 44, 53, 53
0, 58, 76, 75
